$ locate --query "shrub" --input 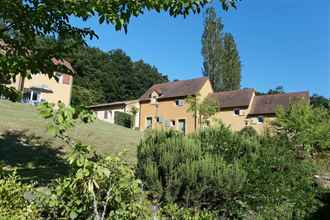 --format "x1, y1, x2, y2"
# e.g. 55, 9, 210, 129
114, 111, 133, 128
238, 126, 258, 137
0, 173, 41, 219
37, 102, 149, 219
137, 124, 319, 218
39, 146, 149, 219
273, 102, 330, 155
159, 203, 216, 220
